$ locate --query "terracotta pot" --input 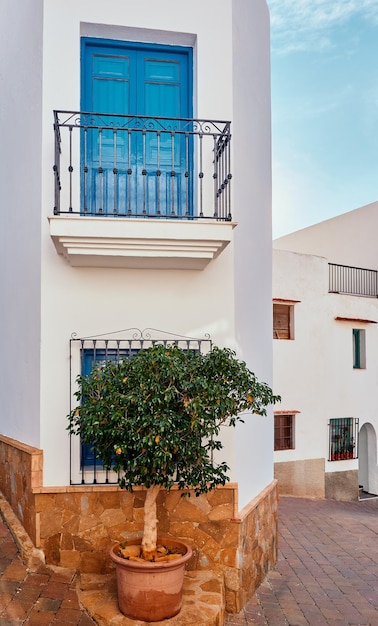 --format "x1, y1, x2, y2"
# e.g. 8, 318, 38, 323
109, 537, 192, 621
